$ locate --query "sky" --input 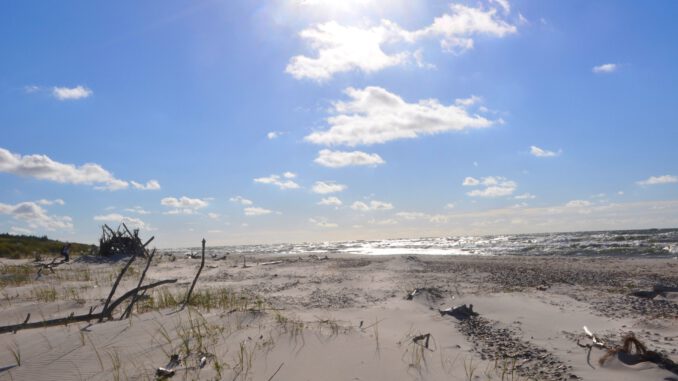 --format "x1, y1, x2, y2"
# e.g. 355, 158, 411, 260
1, 0, 678, 247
